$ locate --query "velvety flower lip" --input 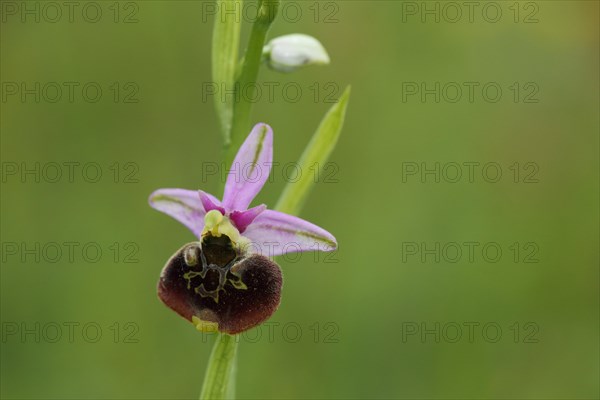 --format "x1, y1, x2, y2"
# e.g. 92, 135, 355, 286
149, 123, 337, 257
157, 238, 283, 334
